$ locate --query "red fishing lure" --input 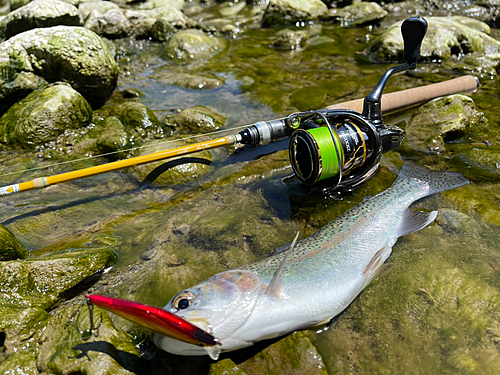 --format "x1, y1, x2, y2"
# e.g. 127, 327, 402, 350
86, 294, 218, 346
